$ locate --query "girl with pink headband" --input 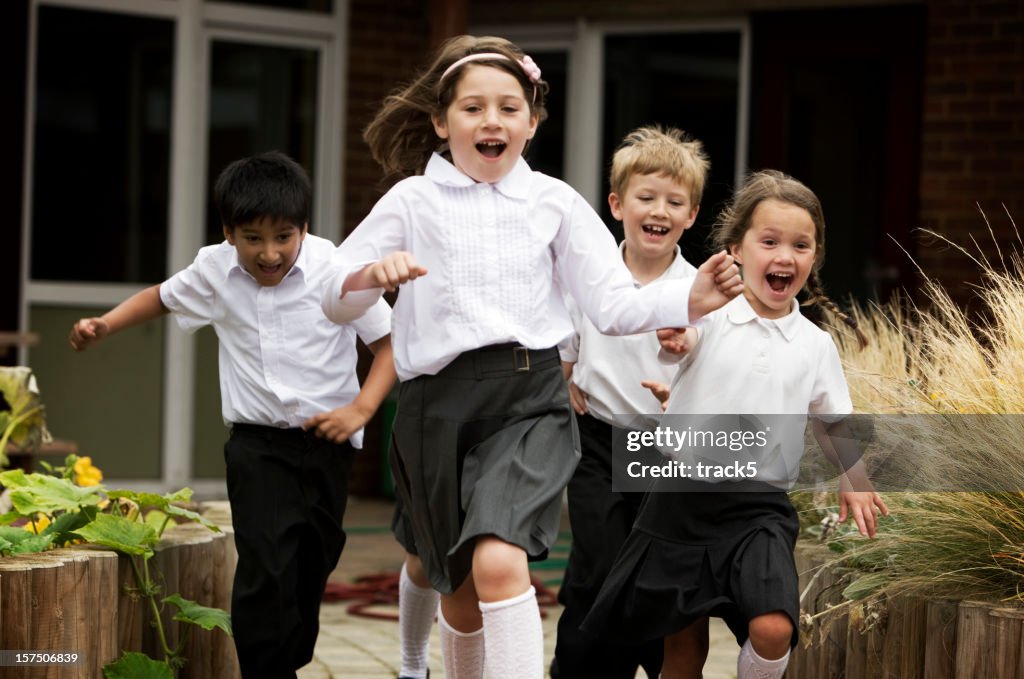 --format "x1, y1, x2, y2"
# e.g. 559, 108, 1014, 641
321, 34, 743, 679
